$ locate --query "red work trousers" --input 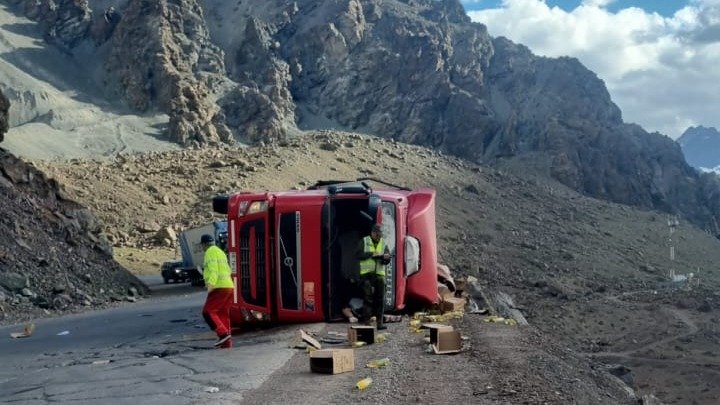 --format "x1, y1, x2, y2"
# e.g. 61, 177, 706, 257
202, 288, 233, 337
